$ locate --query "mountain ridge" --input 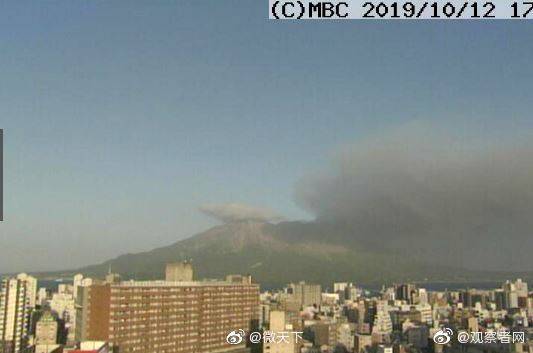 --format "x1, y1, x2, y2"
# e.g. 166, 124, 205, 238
36, 221, 532, 288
